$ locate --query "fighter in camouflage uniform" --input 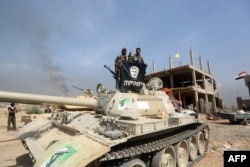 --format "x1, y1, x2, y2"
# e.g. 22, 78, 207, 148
115, 48, 132, 88
131, 47, 144, 64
